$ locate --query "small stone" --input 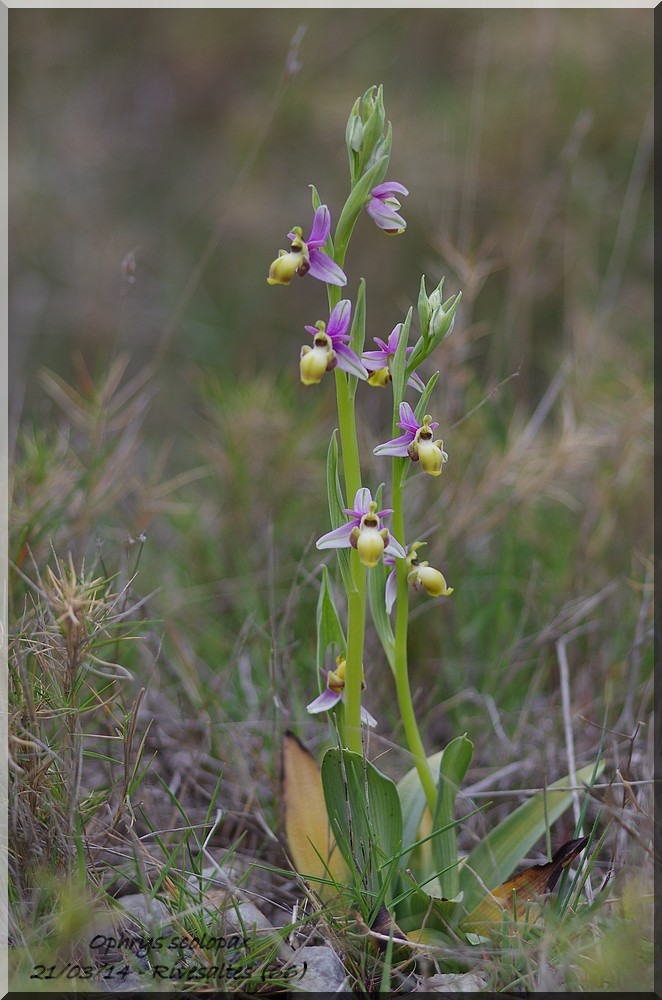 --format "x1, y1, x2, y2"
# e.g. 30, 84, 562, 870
285, 944, 349, 993
419, 970, 489, 992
